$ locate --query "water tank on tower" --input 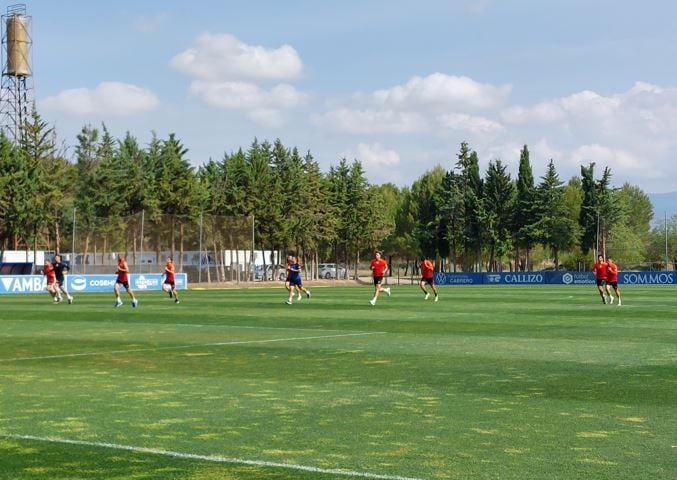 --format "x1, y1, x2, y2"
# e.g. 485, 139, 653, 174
1, 4, 33, 141
6, 13, 30, 77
